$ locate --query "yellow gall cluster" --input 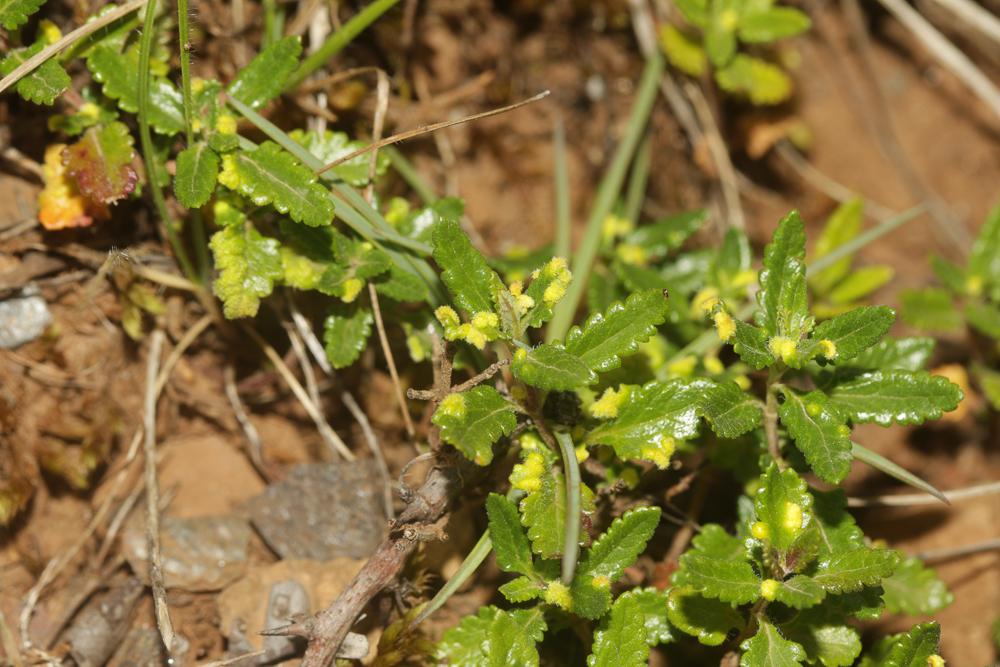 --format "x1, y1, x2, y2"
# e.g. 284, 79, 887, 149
691, 287, 721, 317
434, 307, 499, 350
713, 310, 736, 342
435, 306, 461, 330
215, 113, 238, 135
591, 575, 611, 589
817, 339, 838, 359
507, 280, 536, 316
543, 581, 572, 610
641, 435, 676, 469
615, 243, 648, 267
539, 258, 572, 306
438, 392, 467, 419
602, 213, 633, 244
782, 502, 804, 534
589, 386, 630, 419
768, 336, 798, 364
217, 154, 241, 190
927, 655, 945, 667
510, 451, 545, 493
751, 521, 770, 541
341, 278, 364, 303
760, 579, 781, 601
